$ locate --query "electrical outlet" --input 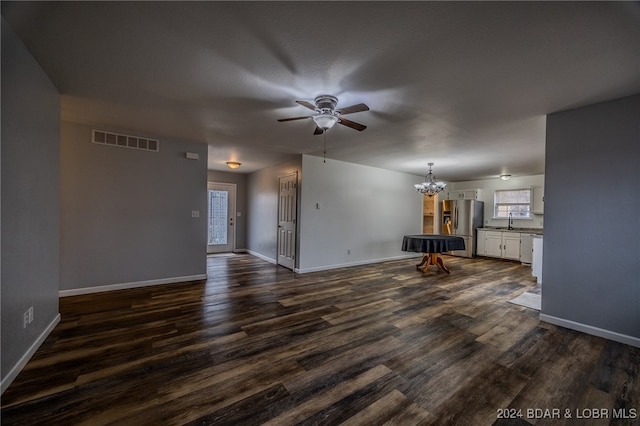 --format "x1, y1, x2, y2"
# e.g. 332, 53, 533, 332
28, 306, 34, 324
192, 210, 200, 218
23, 311, 29, 328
